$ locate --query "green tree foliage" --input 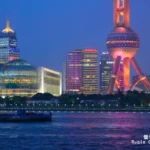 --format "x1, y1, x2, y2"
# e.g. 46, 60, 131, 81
31, 93, 54, 100
0, 91, 149, 108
